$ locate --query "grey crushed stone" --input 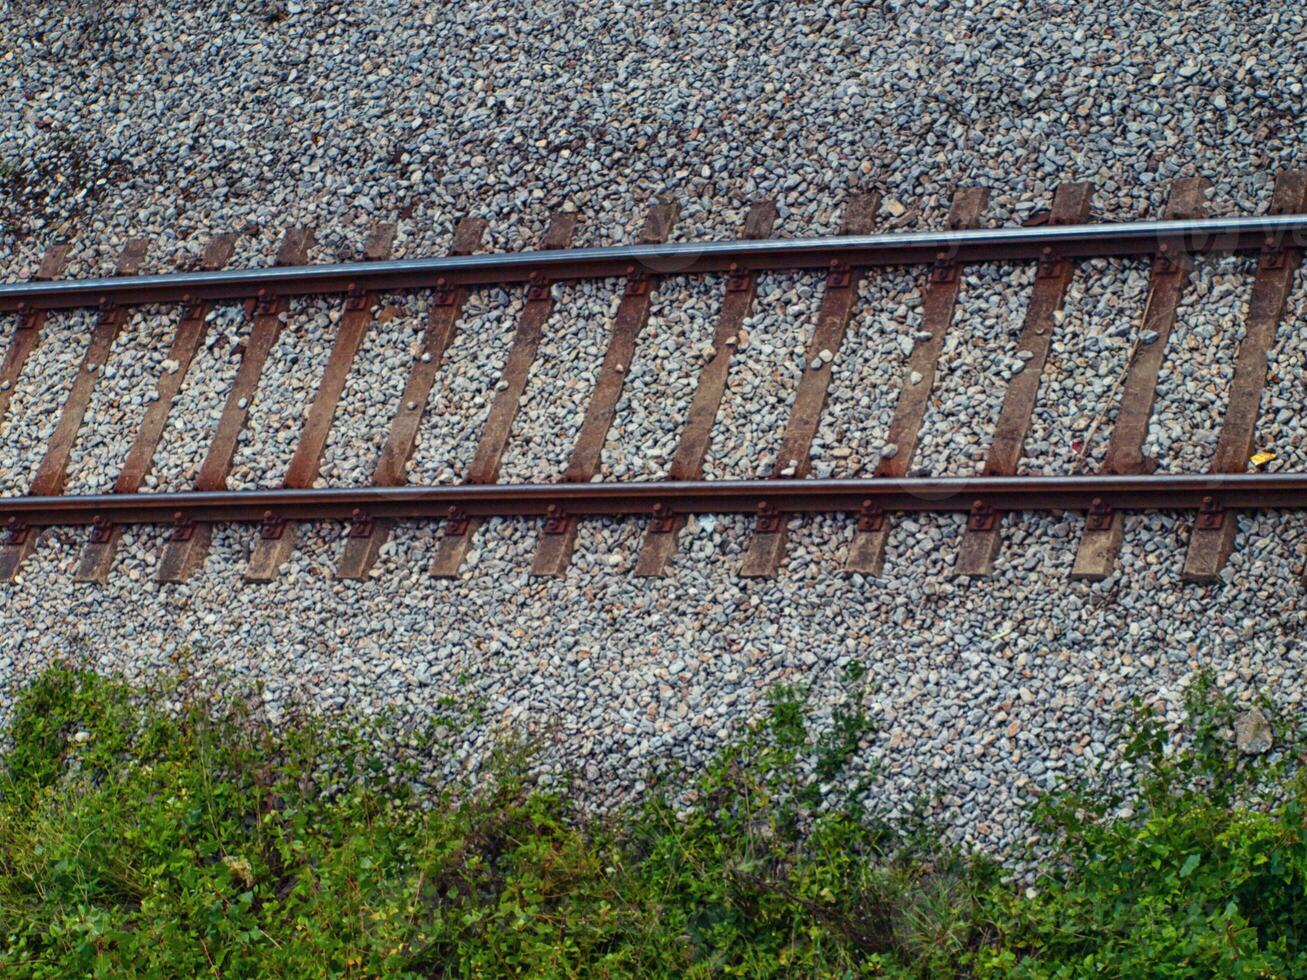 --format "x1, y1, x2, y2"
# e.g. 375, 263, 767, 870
815, 269, 922, 479
601, 275, 724, 481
